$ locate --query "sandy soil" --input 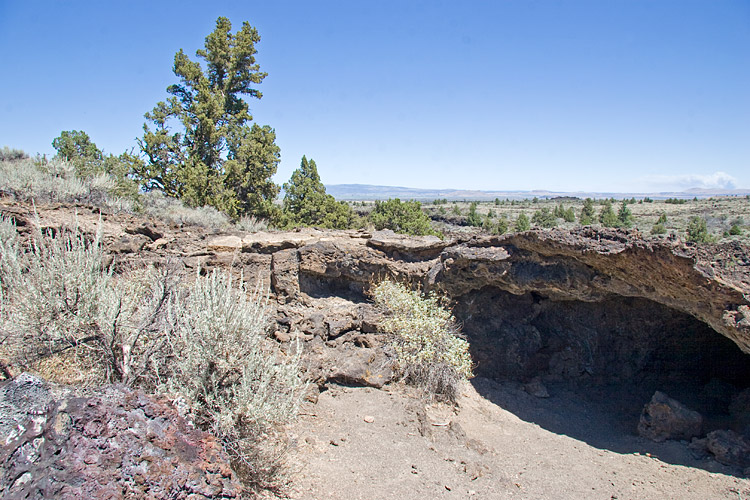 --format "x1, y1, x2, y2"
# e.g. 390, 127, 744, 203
288, 379, 750, 500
